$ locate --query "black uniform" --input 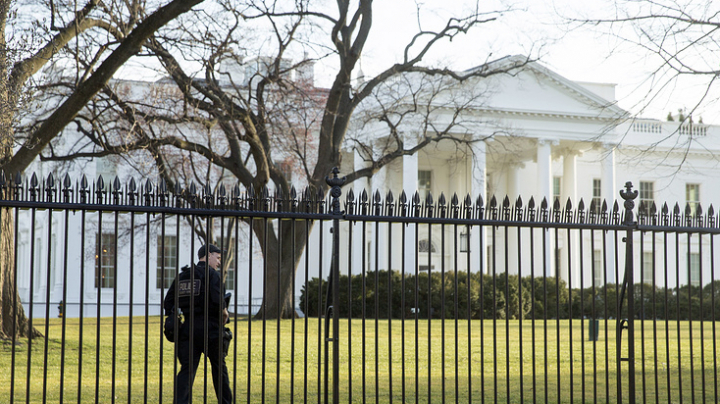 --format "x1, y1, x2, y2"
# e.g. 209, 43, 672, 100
164, 261, 232, 404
